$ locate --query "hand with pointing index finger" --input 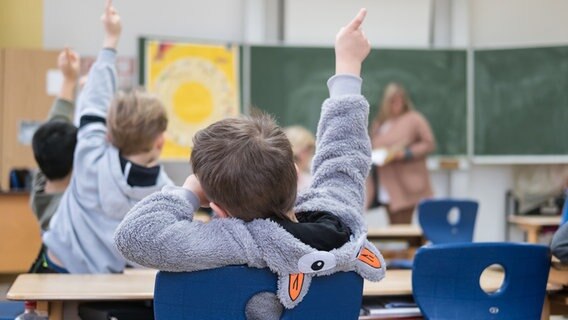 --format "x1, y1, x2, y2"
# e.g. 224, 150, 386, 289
335, 9, 371, 77
101, 0, 122, 49
58, 48, 80, 82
